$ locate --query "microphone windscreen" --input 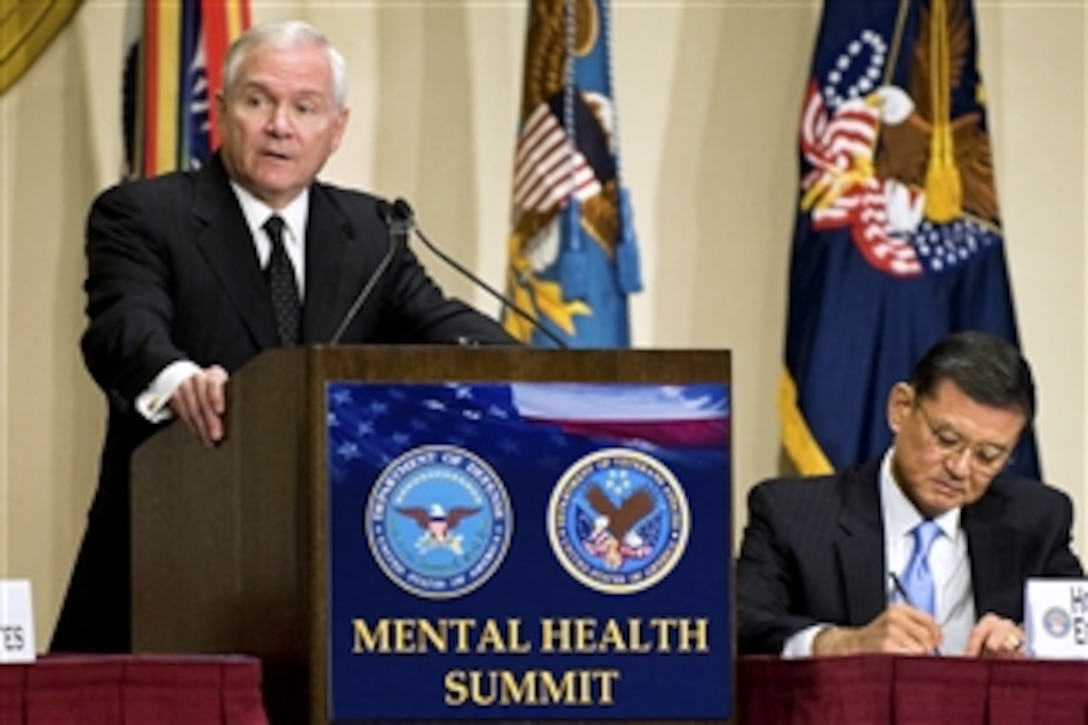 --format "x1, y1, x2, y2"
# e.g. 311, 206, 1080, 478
393, 198, 415, 222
